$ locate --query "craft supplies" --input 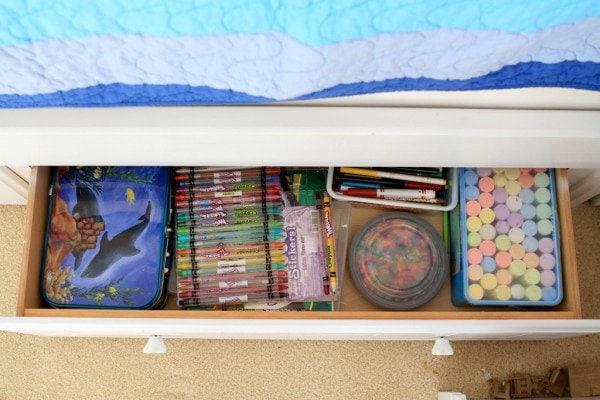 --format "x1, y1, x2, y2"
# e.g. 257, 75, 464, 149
174, 167, 289, 308
451, 168, 563, 306
349, 212, 448, 310
327, 167, 458, 211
